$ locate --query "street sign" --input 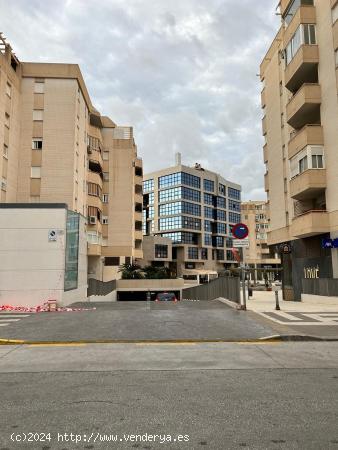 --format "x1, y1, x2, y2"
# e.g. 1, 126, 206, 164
233, 238, 249, 248
322, 238, 338, 249
232, 223, 249, 240
280, 243, 291, 254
